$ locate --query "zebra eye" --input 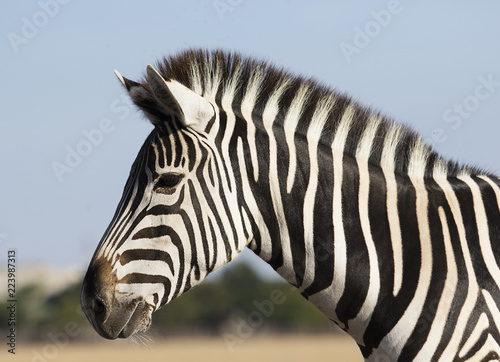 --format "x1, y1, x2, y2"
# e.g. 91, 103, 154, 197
154, 173, 184, 194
